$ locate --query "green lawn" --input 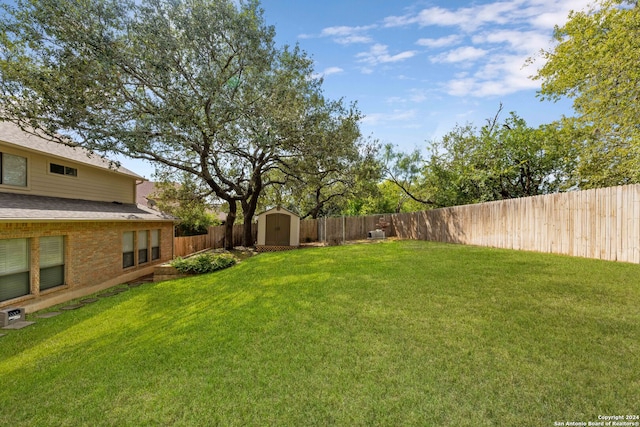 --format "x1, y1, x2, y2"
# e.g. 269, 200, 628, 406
1, 240, 639, 426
